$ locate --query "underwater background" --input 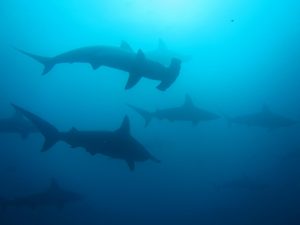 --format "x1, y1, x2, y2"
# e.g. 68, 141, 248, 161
0, 0, 300, 224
